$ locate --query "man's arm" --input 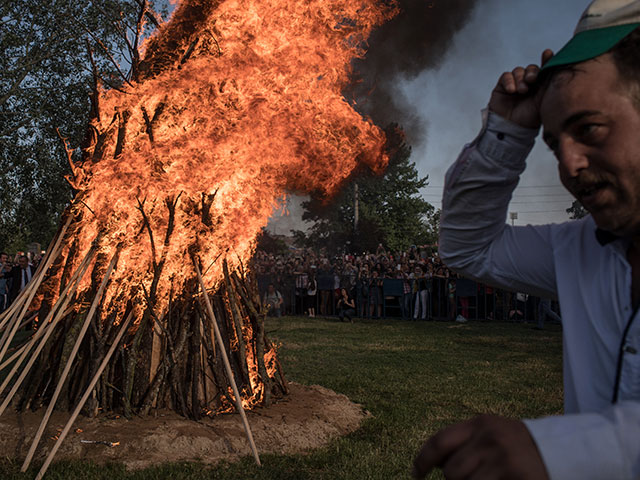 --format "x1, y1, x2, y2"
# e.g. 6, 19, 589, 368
440, 49, 558, 299
439, 111, 558, 298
